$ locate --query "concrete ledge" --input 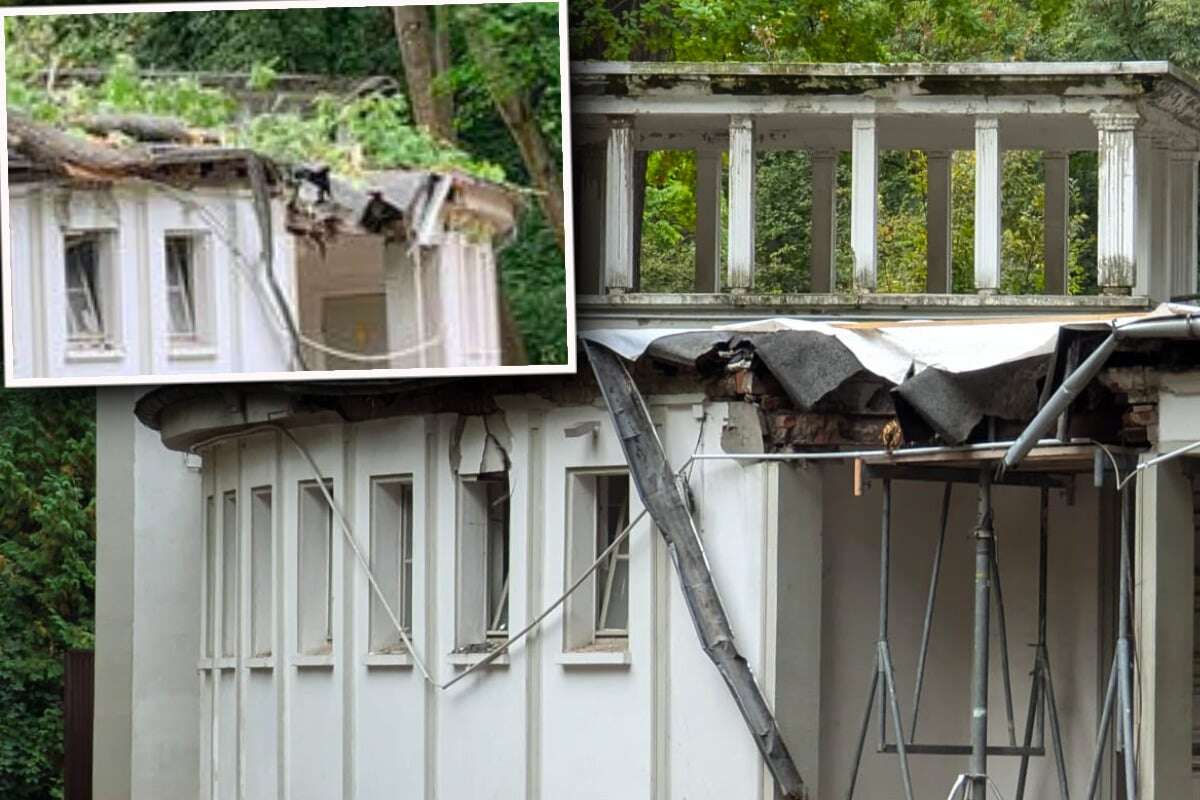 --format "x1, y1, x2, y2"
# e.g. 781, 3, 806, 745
447, 650, 510, 668
557, 649, 631, 667
364, 652, 413, 668
576, 292, 1153, 327
290, 653, 335, 669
